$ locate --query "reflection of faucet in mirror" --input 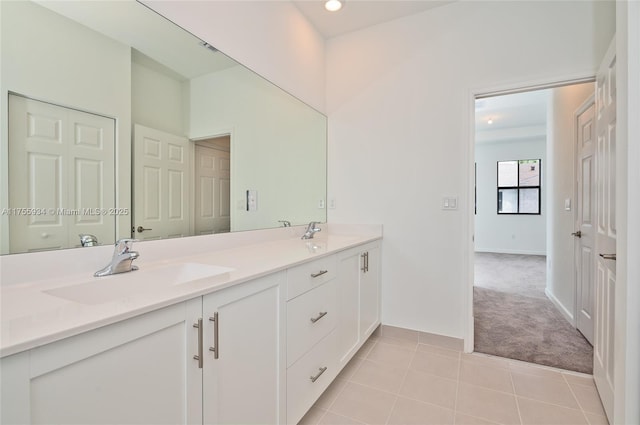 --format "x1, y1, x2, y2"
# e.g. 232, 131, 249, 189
301, 222, 322, 240
79, 234, 98, 247
278, 220, 291, 227
94, 239, 139, 277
